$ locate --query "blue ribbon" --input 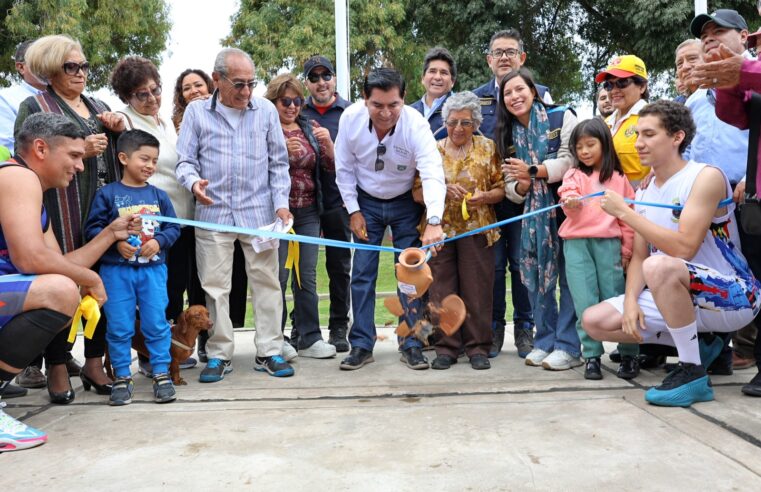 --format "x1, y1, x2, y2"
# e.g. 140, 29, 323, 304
144, 192, 734, 254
